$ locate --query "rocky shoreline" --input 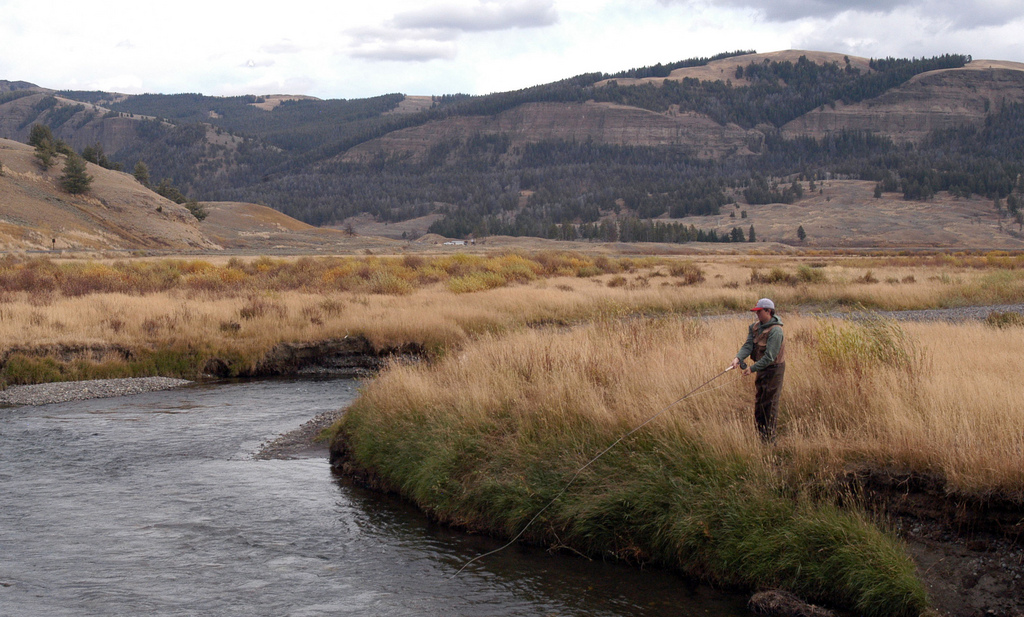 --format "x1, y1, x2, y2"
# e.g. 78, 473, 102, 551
0, 377, 193, 406
812, 302, 1024, 323
254, 406, 346, 460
